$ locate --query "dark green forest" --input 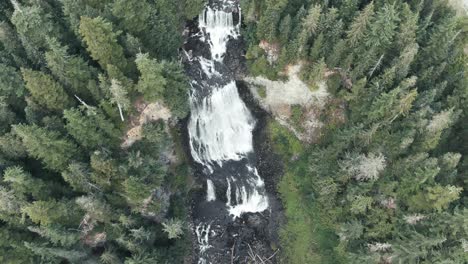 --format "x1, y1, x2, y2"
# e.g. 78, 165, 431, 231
241, 0, 467, 263
0, 0, 204, 263
0, 0, 467, 263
